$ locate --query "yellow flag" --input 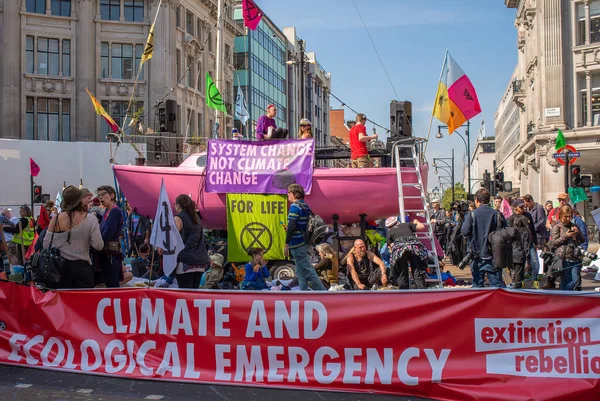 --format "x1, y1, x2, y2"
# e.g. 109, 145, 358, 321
141, 22, 155, 66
